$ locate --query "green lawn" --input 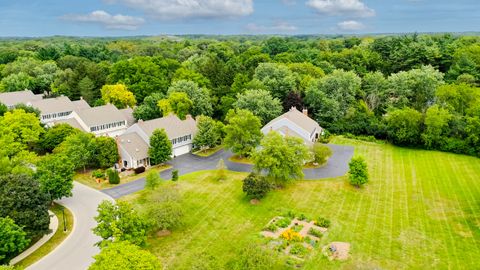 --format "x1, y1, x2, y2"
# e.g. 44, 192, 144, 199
15, 203, 74, 268
193, 145, 223, 157
122, 138, 480, 269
